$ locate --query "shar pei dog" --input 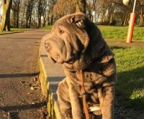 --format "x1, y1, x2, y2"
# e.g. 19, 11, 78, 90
43, 12, 117, 119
